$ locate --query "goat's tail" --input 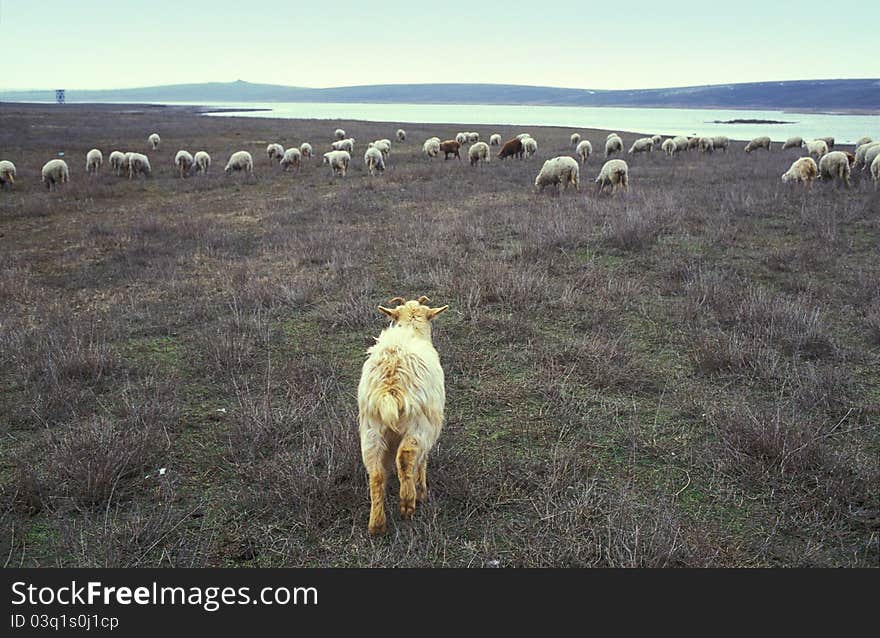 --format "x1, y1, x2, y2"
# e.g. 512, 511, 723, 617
378, 392, 401, 432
